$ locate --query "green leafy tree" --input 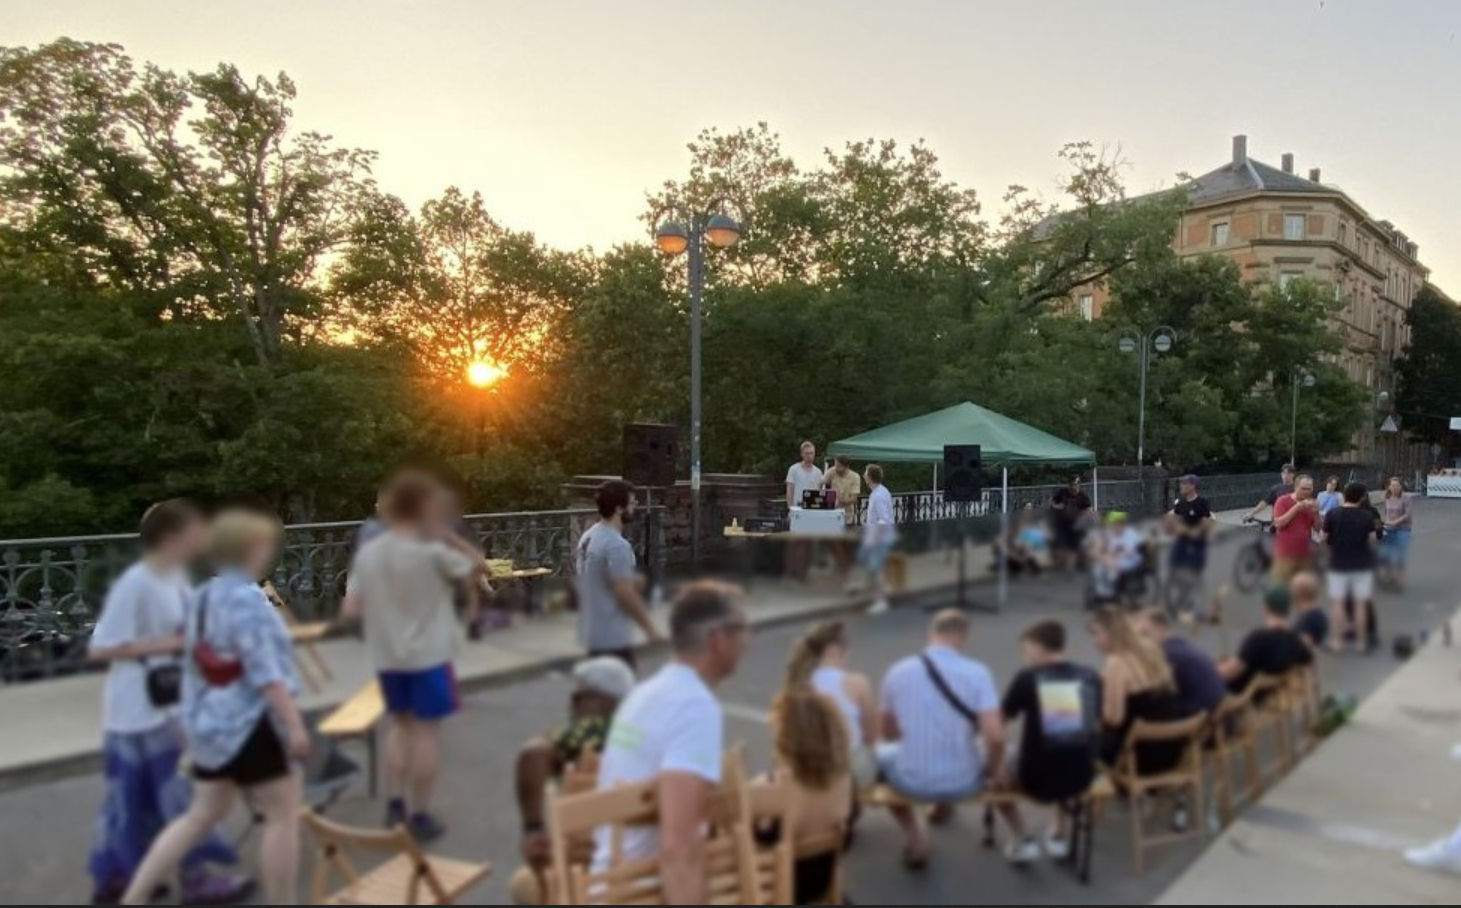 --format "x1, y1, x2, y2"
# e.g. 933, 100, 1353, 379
1395, 286, 1461, 448
0, 39, 382, 368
